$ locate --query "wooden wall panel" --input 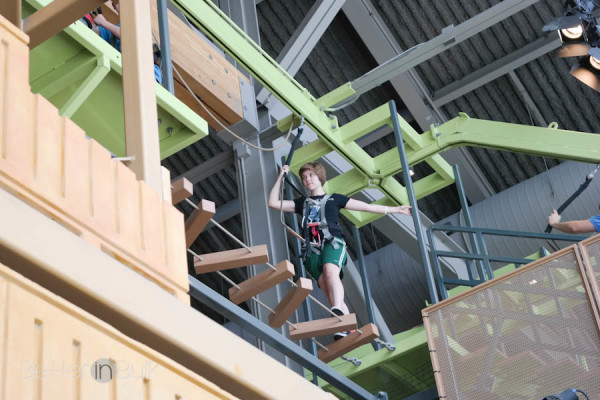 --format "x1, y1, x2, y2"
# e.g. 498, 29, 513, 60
0, 264, 237, 400
0, 15, 190, 302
